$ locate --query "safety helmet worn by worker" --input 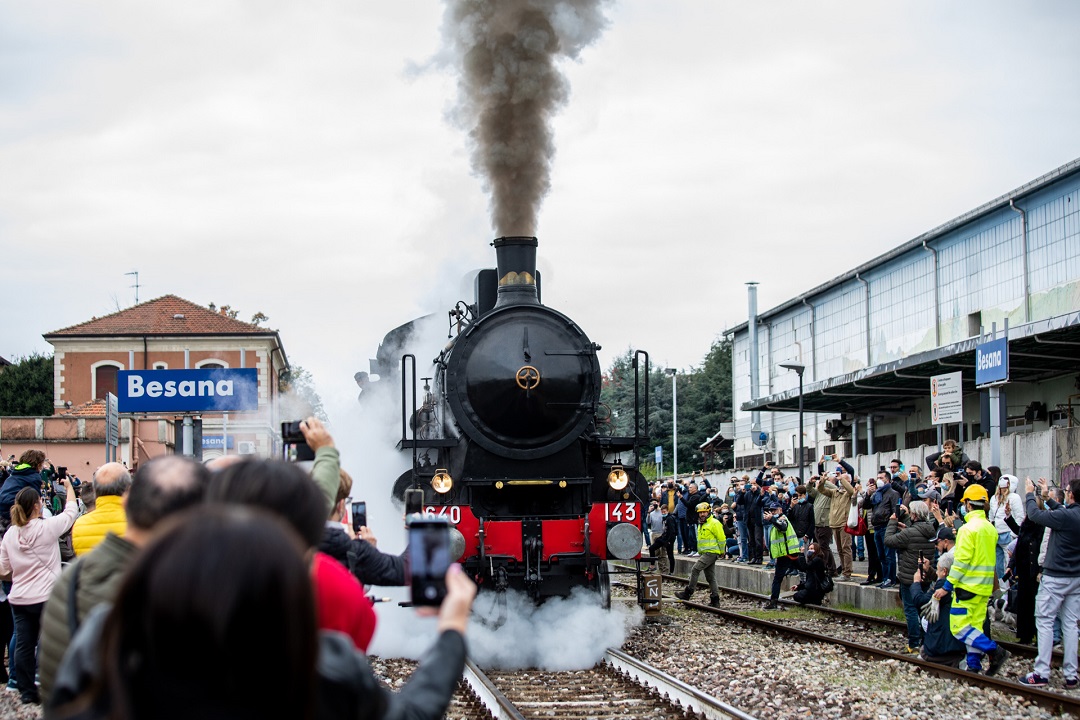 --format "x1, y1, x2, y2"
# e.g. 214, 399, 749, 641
696, 502, 711, 514
961, 484, 989, 504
